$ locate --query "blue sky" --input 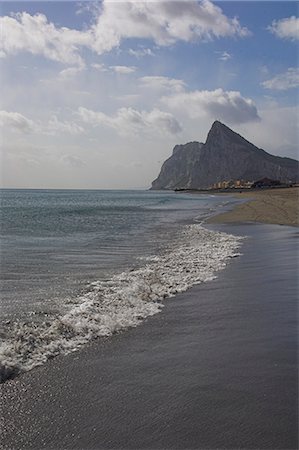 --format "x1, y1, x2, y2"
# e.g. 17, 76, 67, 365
0, 1, 298, 189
